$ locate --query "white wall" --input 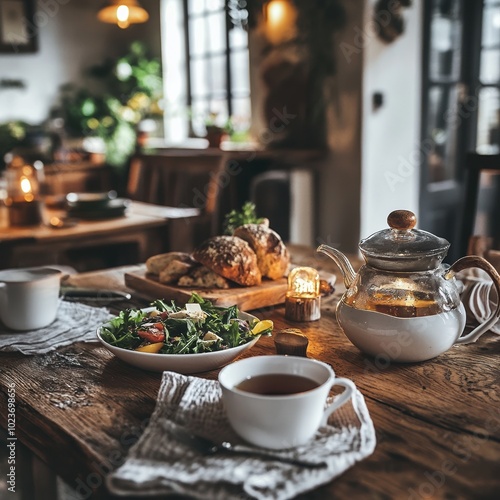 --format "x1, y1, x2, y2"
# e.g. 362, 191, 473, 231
360, 0, 423, 238
0, 0, 161, 125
